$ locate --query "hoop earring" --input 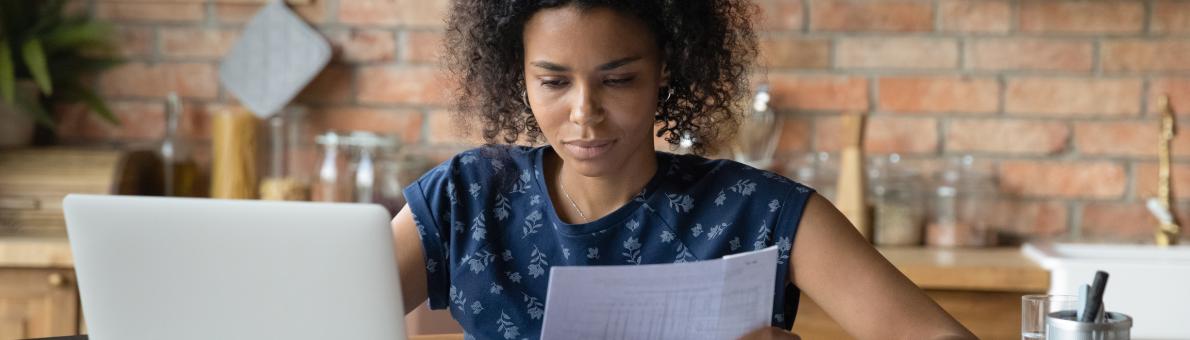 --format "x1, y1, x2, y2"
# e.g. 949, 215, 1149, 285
660, 87, 674, 106
655, 87, 674, 120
